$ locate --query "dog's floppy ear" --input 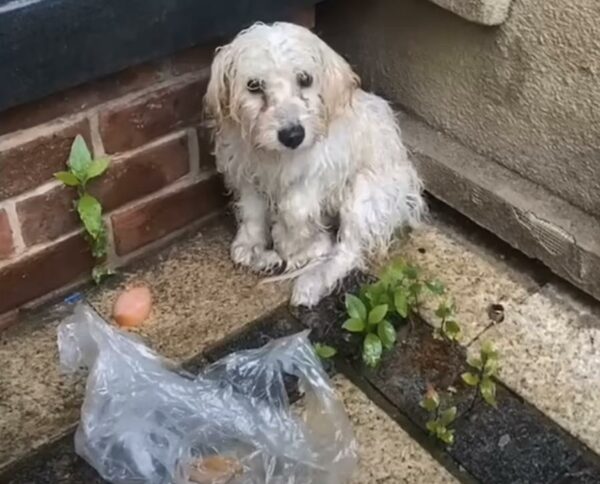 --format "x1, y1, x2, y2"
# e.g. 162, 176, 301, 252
318, 40, 360, 121
204, 44, 235, 130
